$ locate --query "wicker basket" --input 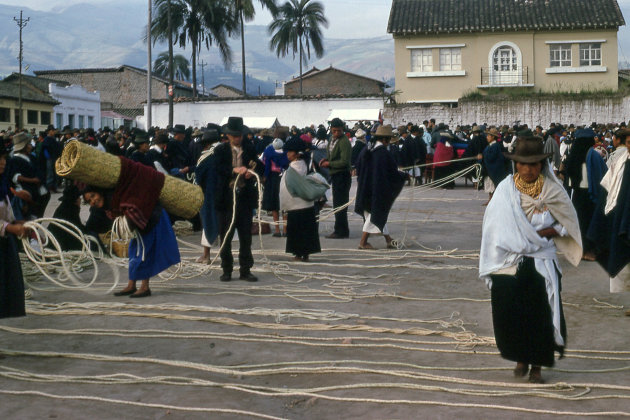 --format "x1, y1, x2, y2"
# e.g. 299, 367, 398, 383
56, 140, 203, 219
111, 239, 130, 258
